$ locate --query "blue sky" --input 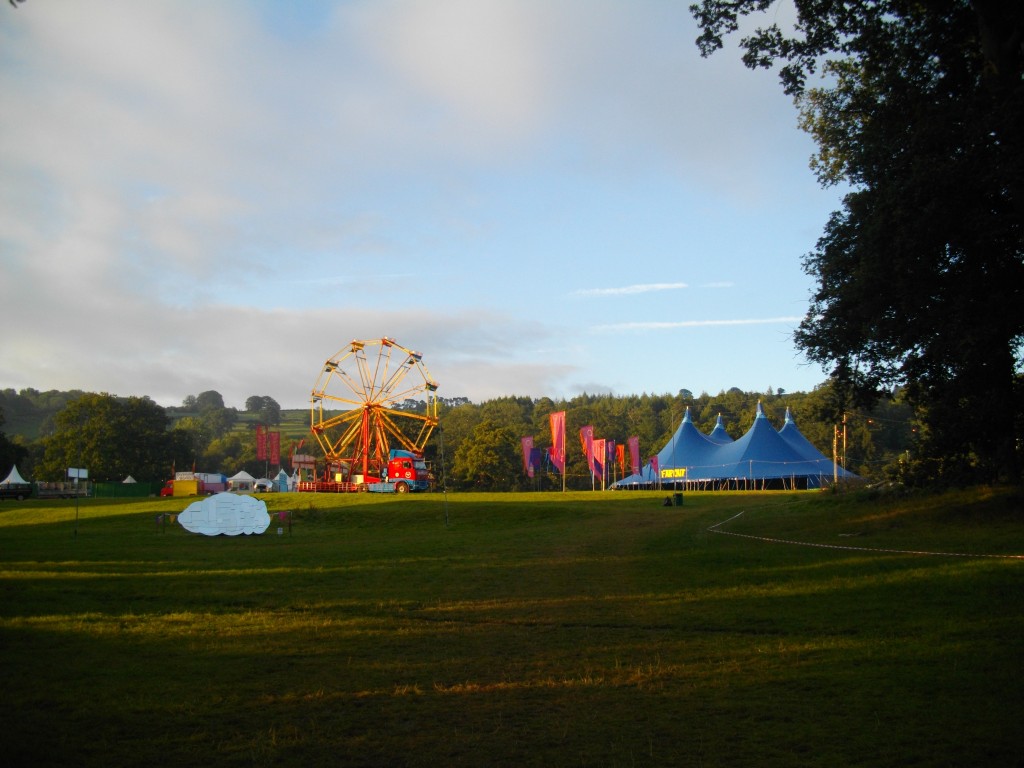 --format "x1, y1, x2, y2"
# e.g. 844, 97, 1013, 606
1, 0, 841, 410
